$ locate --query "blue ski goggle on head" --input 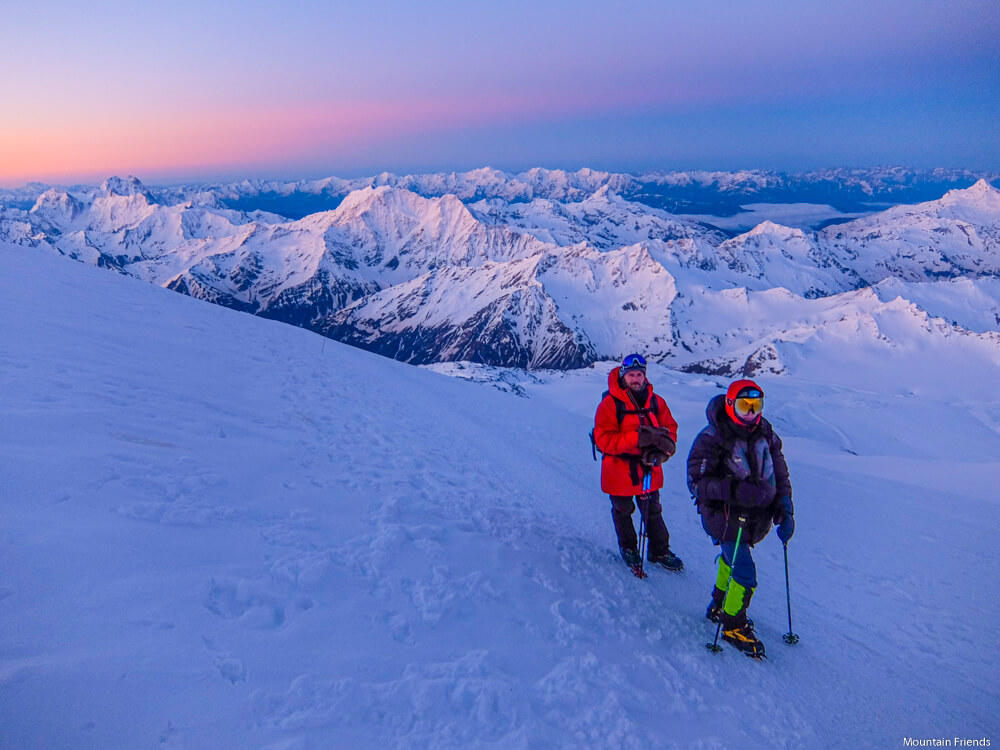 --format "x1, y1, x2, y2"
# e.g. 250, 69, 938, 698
620, 353, 647, 375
